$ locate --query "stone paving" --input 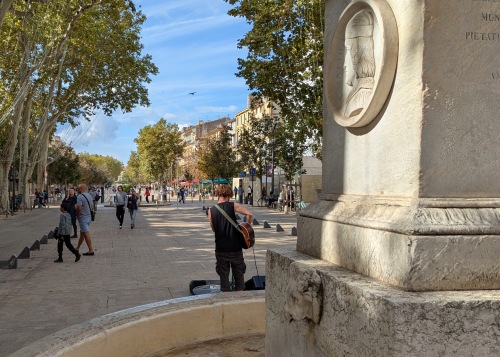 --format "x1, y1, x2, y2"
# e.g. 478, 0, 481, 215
0, 196, 299, 356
